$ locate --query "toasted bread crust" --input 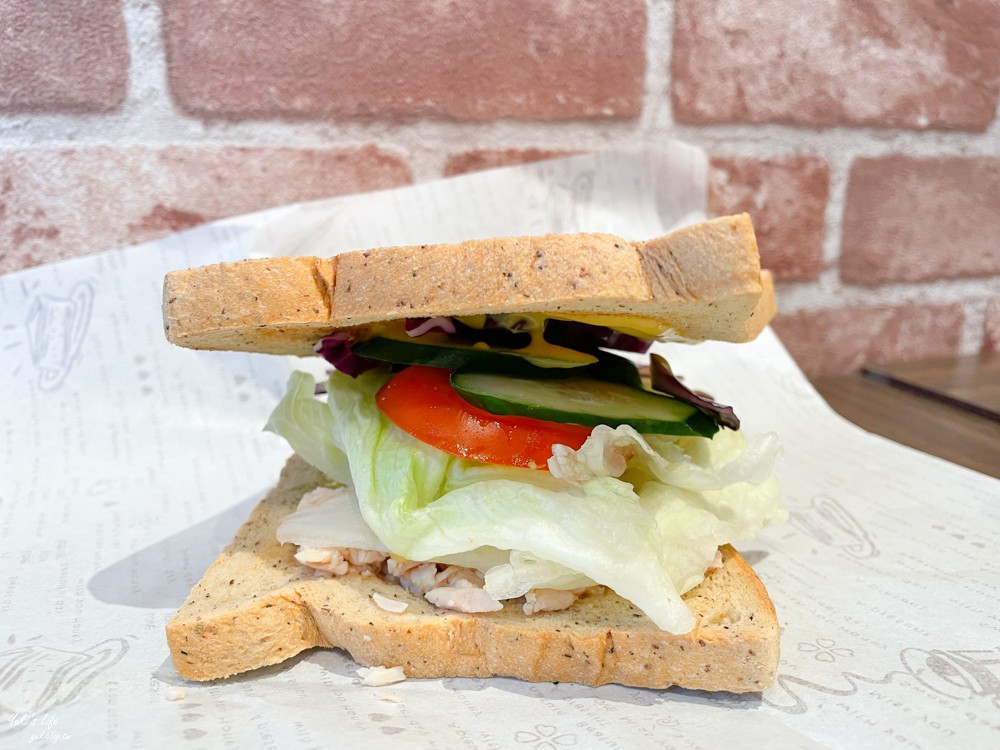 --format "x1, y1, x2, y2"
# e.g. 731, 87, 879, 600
162, 215, 775, 355
166, 456, 780, 692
